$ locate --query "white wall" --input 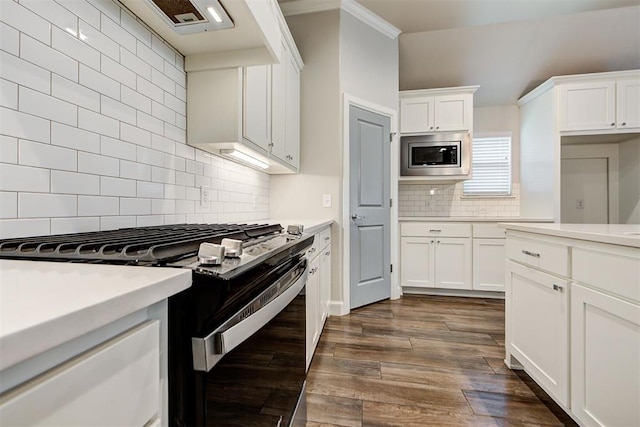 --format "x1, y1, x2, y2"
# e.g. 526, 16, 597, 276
619, 136, 640, 224
0, 0, 269, 239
